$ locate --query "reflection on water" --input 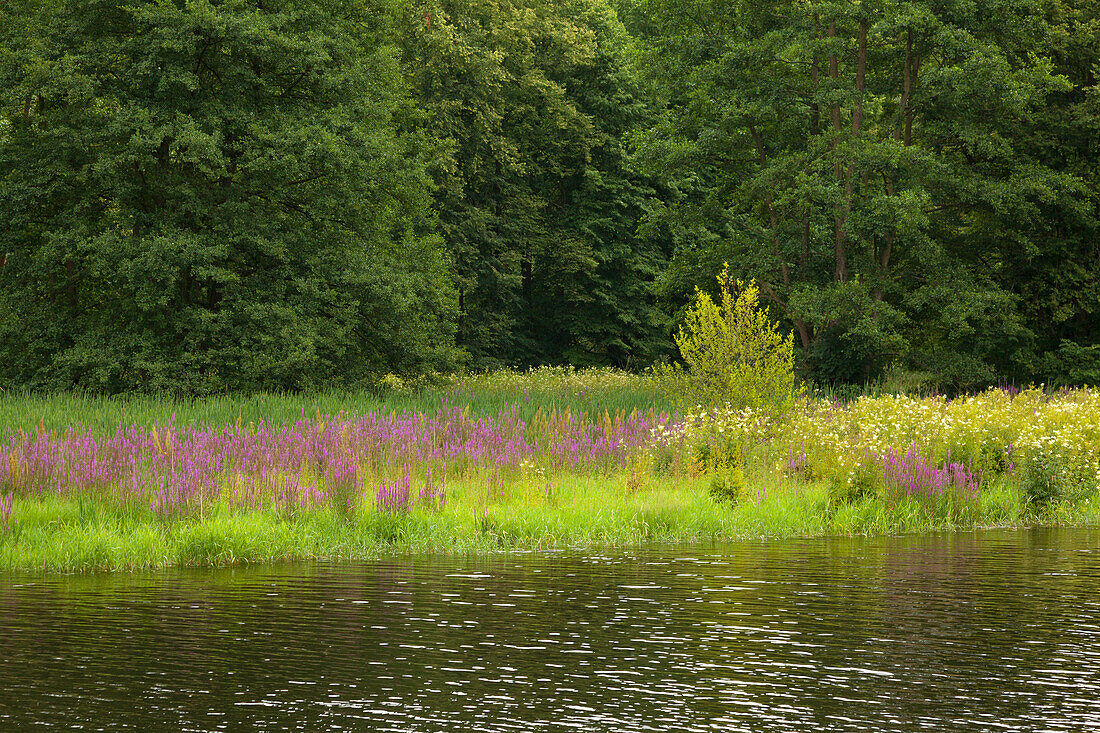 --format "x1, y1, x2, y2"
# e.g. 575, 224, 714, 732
2, 528, 1099, 731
